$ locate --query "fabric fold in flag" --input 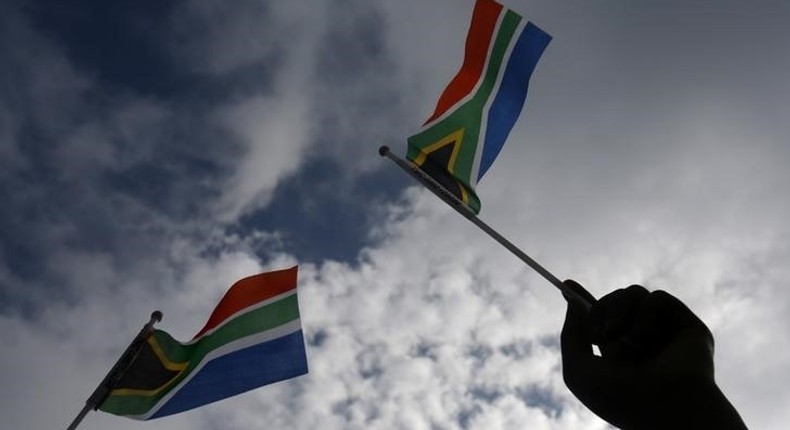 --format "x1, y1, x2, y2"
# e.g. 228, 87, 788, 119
407, 0, 551, 214
98, 266, 308, 420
